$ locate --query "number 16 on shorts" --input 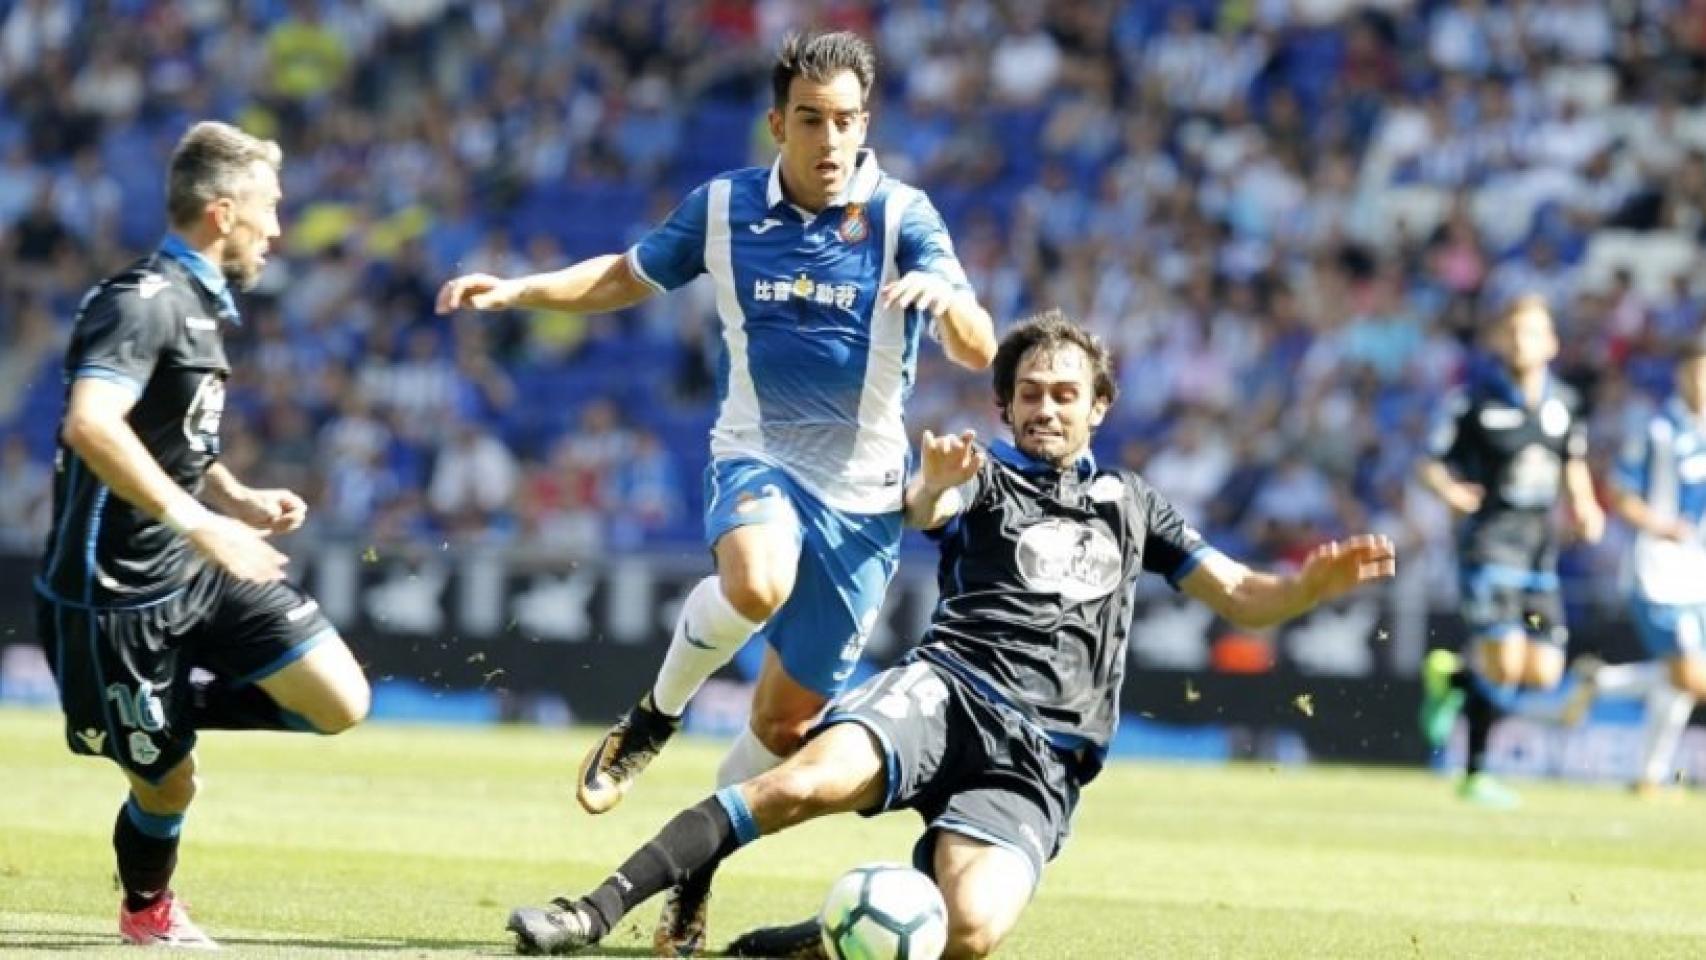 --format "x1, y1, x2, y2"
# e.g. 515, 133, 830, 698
105, 681, 166, 765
